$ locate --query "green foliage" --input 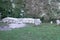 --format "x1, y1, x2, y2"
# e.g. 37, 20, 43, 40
0, 0, 60, 22
0, 0, 25, 19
